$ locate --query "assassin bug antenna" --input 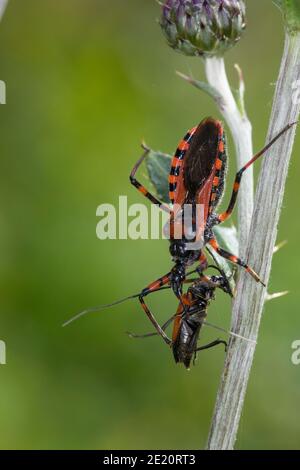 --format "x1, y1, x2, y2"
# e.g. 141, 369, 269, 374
63, 287, 174, 345
62, 294, 141, 328
63, 284, 195, 338
63, 269, 200, 329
